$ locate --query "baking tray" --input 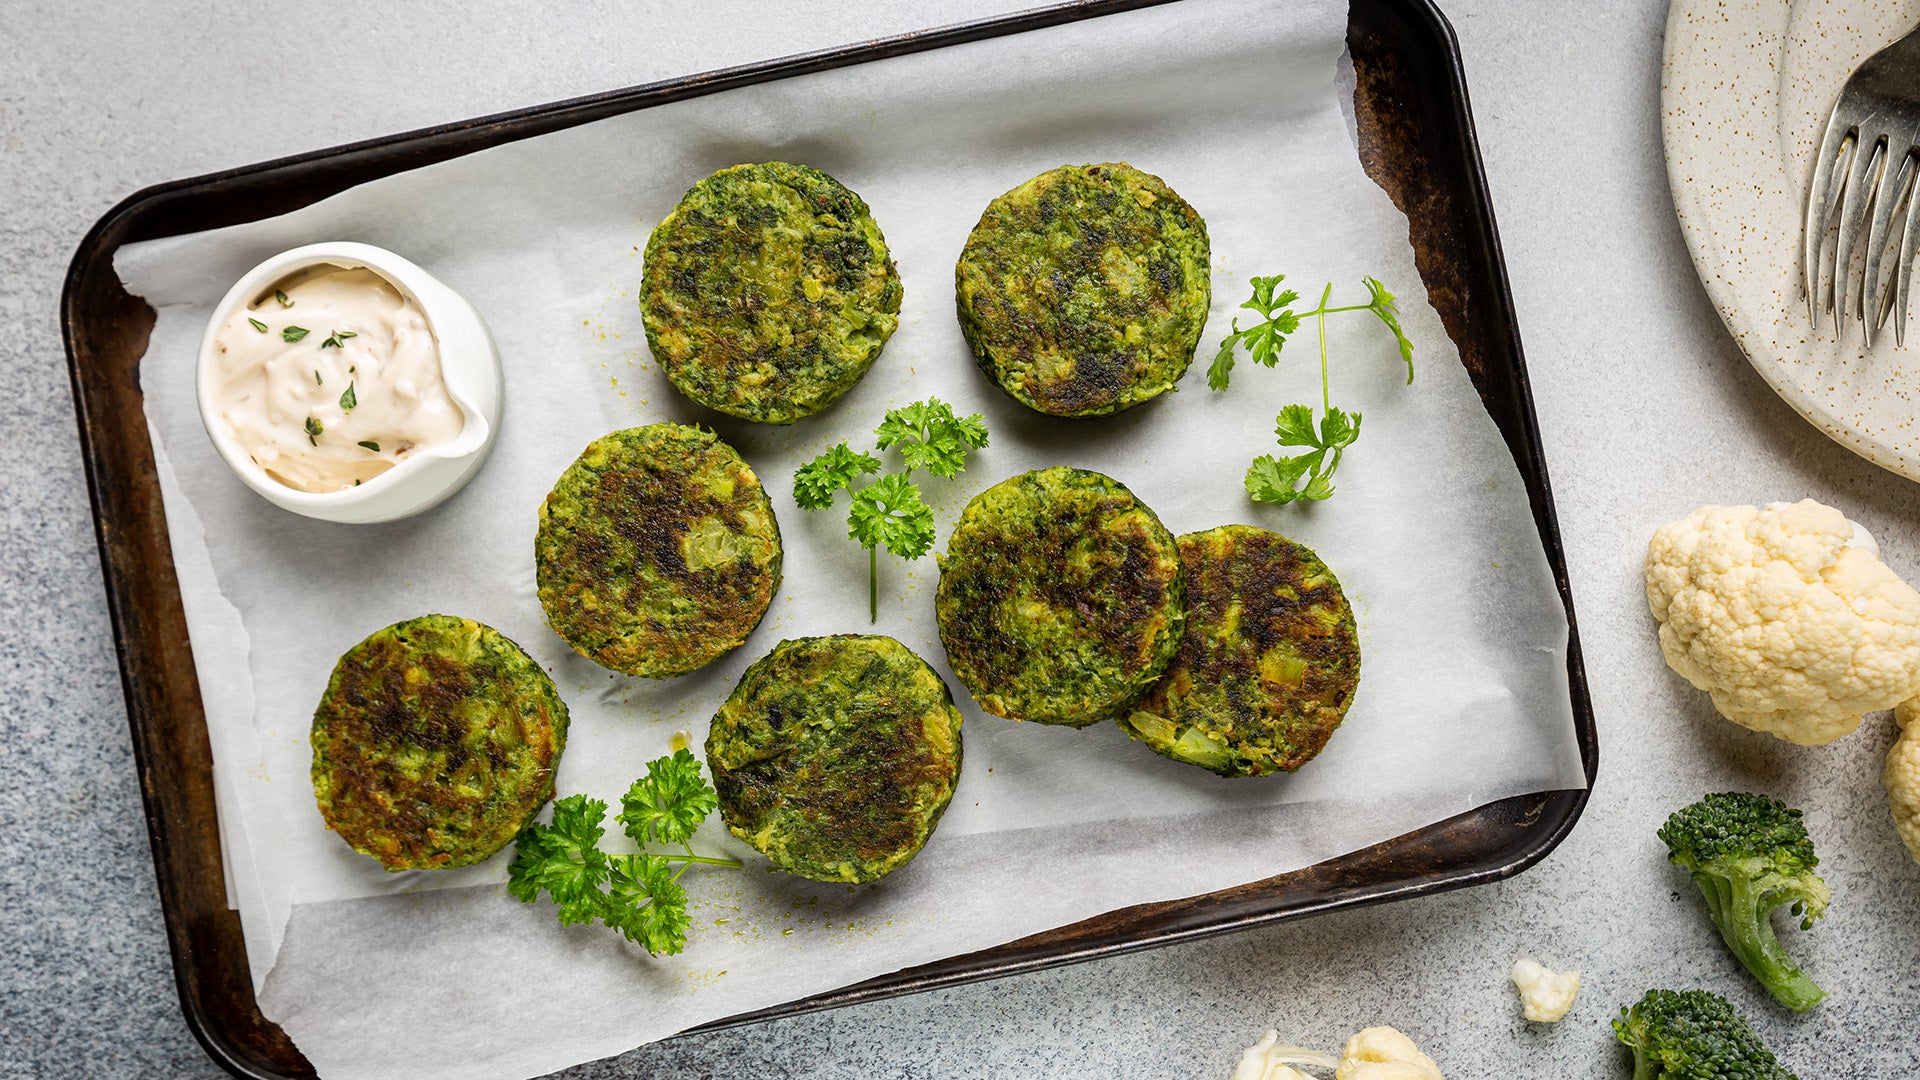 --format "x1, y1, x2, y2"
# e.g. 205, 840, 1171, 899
61, 1, 1598, 1076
